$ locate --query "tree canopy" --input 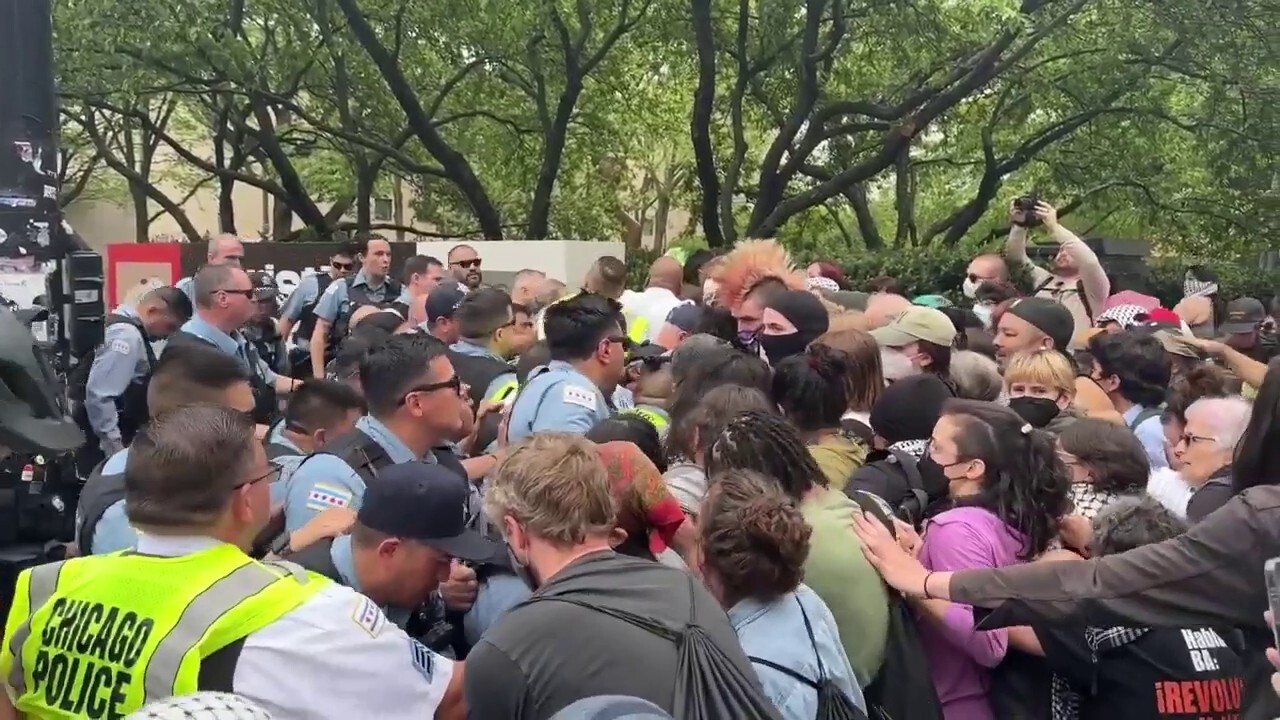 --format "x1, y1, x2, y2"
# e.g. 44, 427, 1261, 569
54, 0, 1278, 260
